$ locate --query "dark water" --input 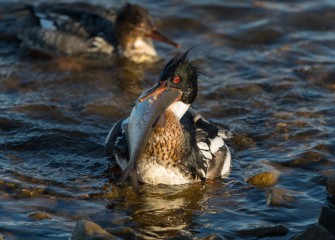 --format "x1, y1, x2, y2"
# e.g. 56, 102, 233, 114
1, 0, 335, 239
